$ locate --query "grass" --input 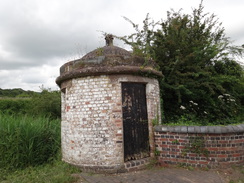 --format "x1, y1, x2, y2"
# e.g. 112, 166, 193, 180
0, 113, 61, 170
0, 160, 81, 183
0, 113, 81, 182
